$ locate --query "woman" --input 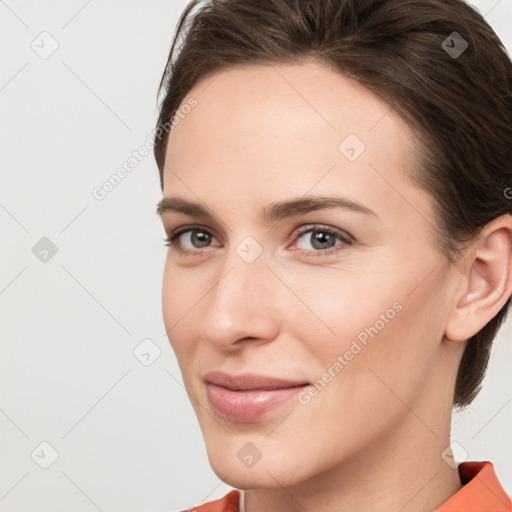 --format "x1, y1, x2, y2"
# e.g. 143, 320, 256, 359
154, 0, 512, 510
